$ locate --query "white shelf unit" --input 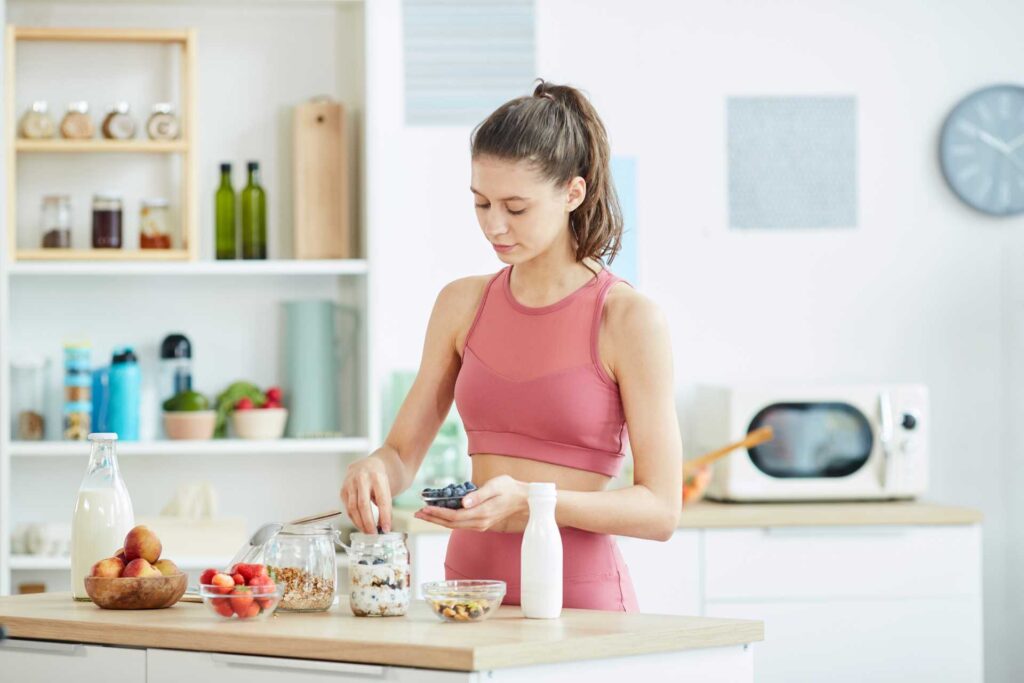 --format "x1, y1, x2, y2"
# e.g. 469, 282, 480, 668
0, 0, 374, 596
